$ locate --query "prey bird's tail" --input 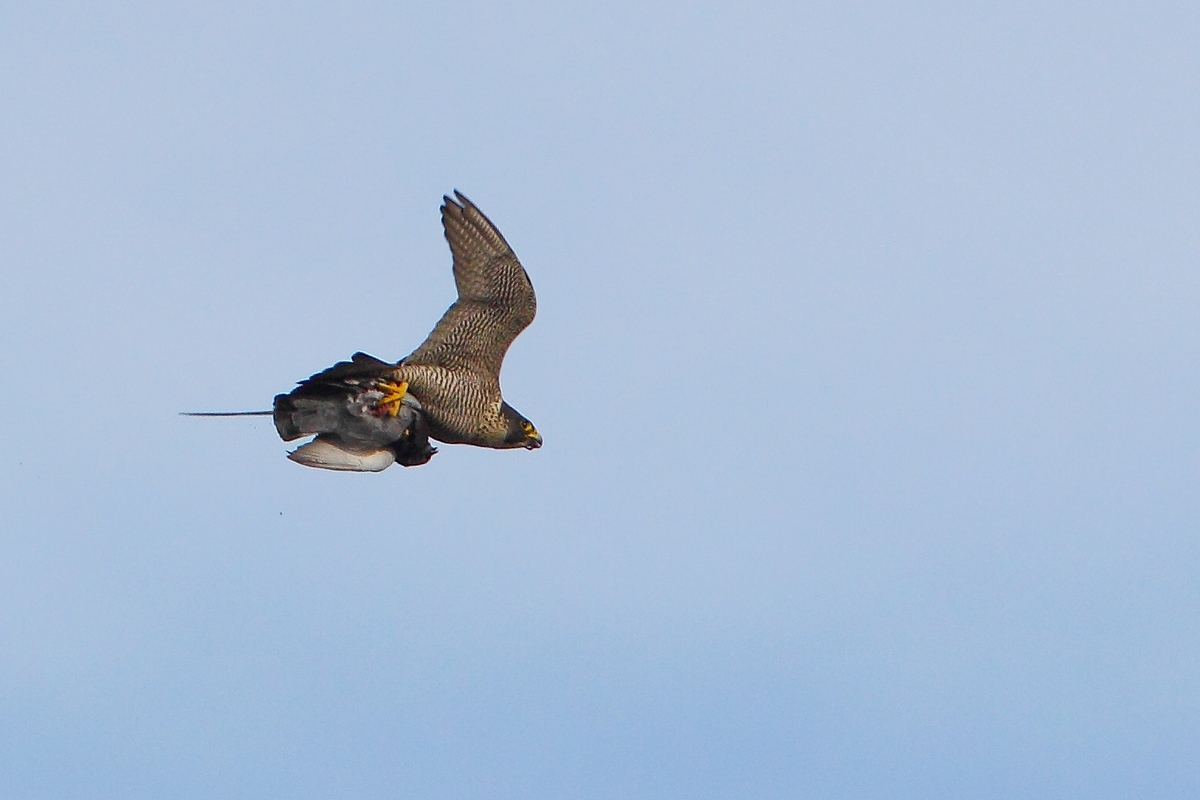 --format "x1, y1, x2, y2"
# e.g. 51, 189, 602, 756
180, 411, 273, 417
